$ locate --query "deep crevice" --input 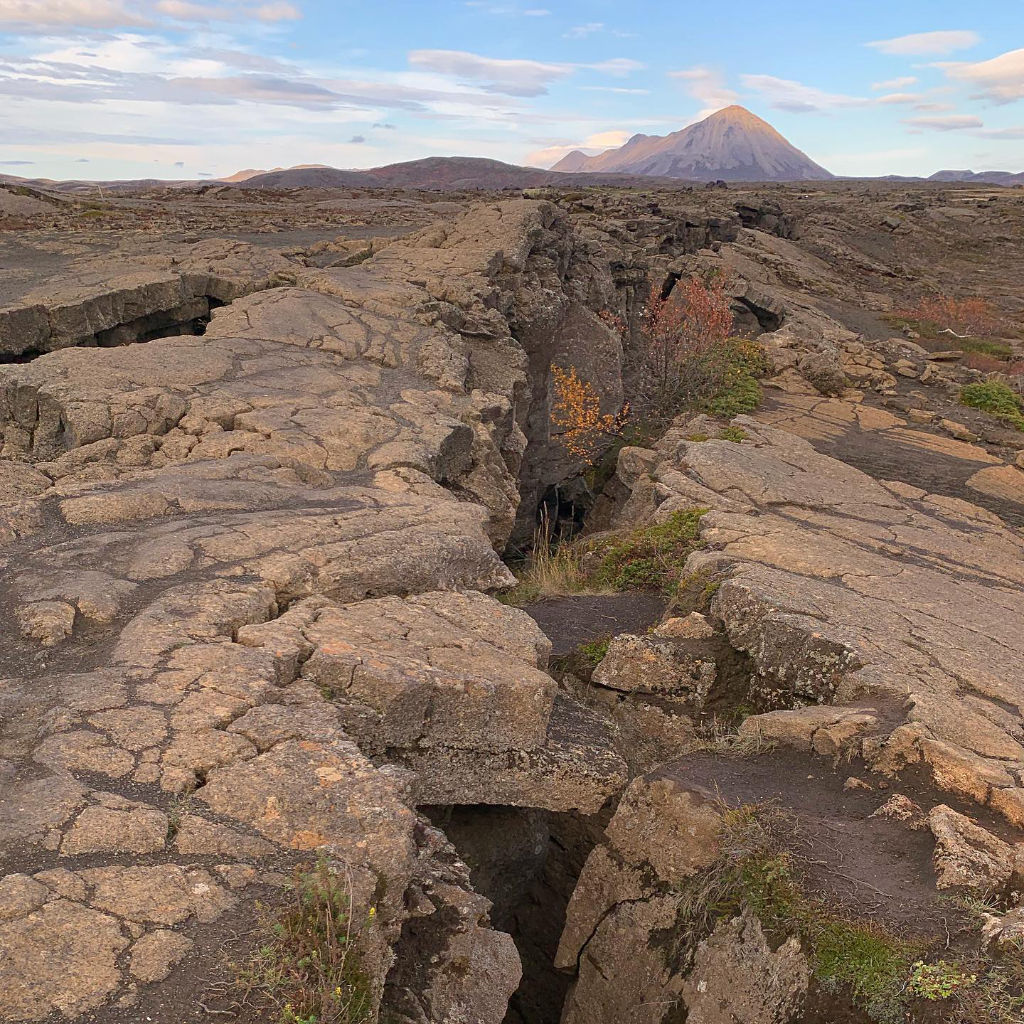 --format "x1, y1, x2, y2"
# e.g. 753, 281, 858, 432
424, 804, 611, 1024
